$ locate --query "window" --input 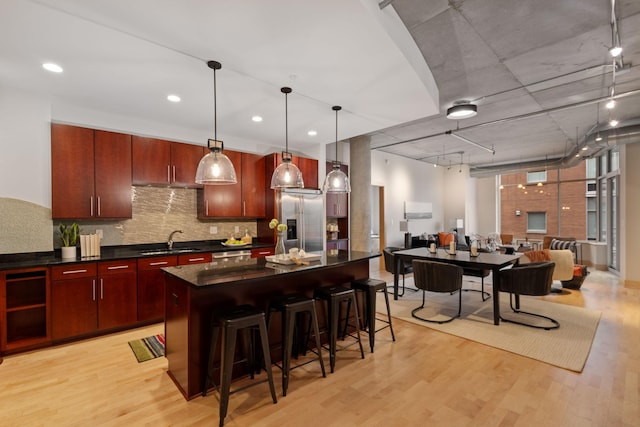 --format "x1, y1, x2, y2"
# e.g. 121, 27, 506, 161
527, 212, 547, 233
527, 170, 547, 184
